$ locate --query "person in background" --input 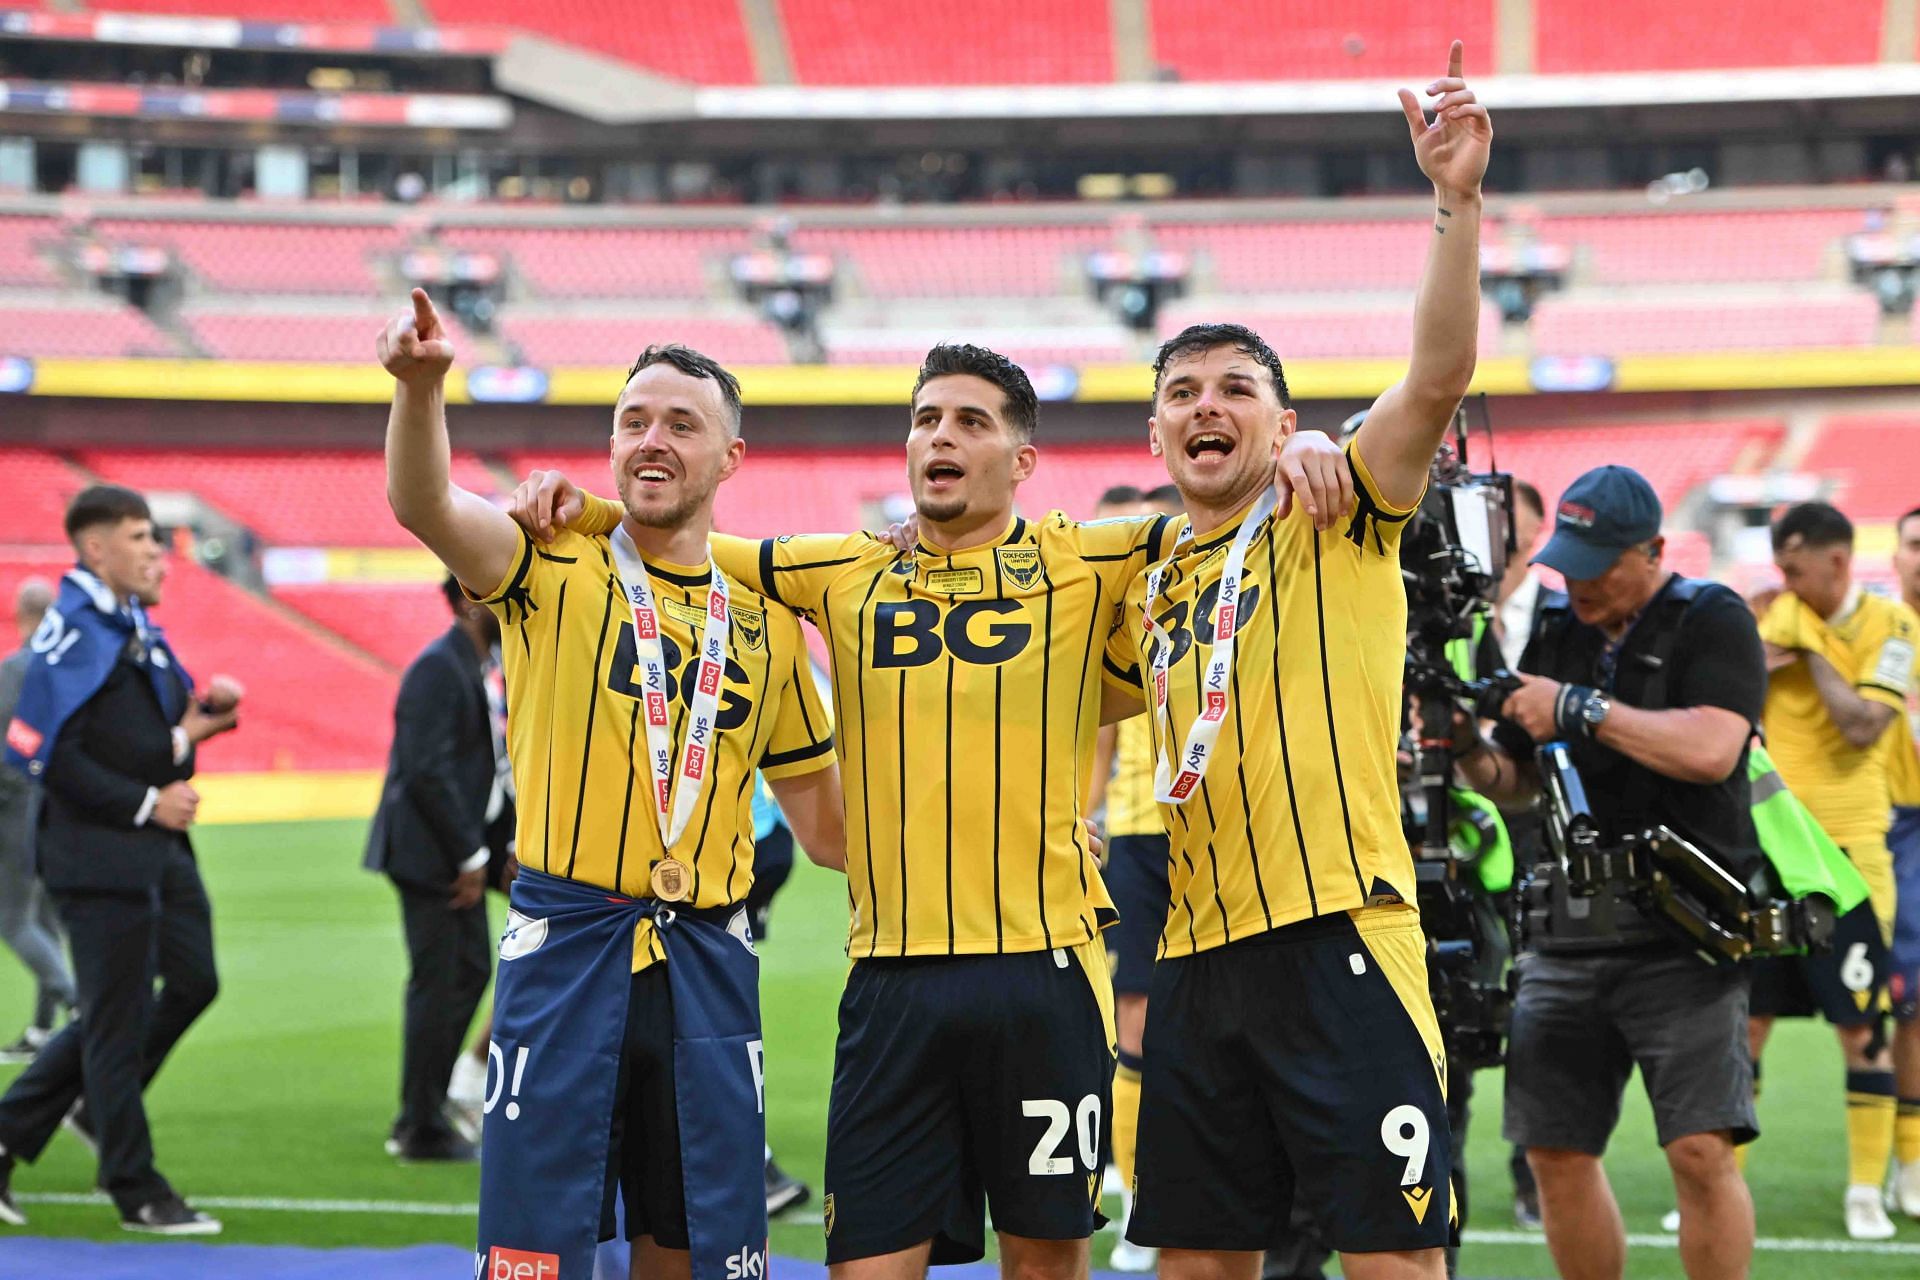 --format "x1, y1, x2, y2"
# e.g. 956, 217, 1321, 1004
363, 574, 513, 1163
743, 766, 811, 1218
0, 578, 75, 1063
1886, 504, 1920, 1216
